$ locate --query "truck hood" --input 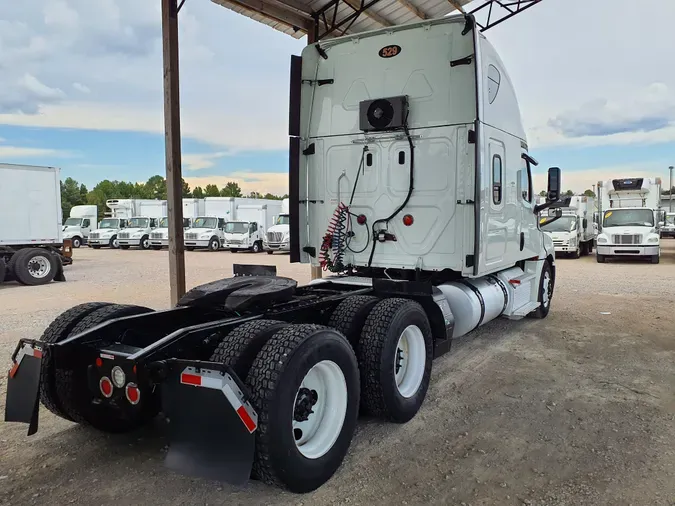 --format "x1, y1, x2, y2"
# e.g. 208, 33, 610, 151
602, 225, 655, 235
62, 226, 82, 233
267, 225, 289, 234
93, 228, 118, 235
543, 231, 573, 241
121, 228, 149, 235
224, 232, 248, 239
186, 228, 216, 234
